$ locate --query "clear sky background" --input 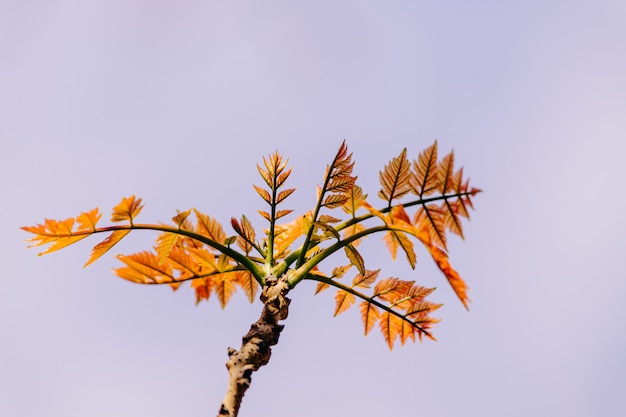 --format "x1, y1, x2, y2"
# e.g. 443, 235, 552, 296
2, 1, 625, 416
